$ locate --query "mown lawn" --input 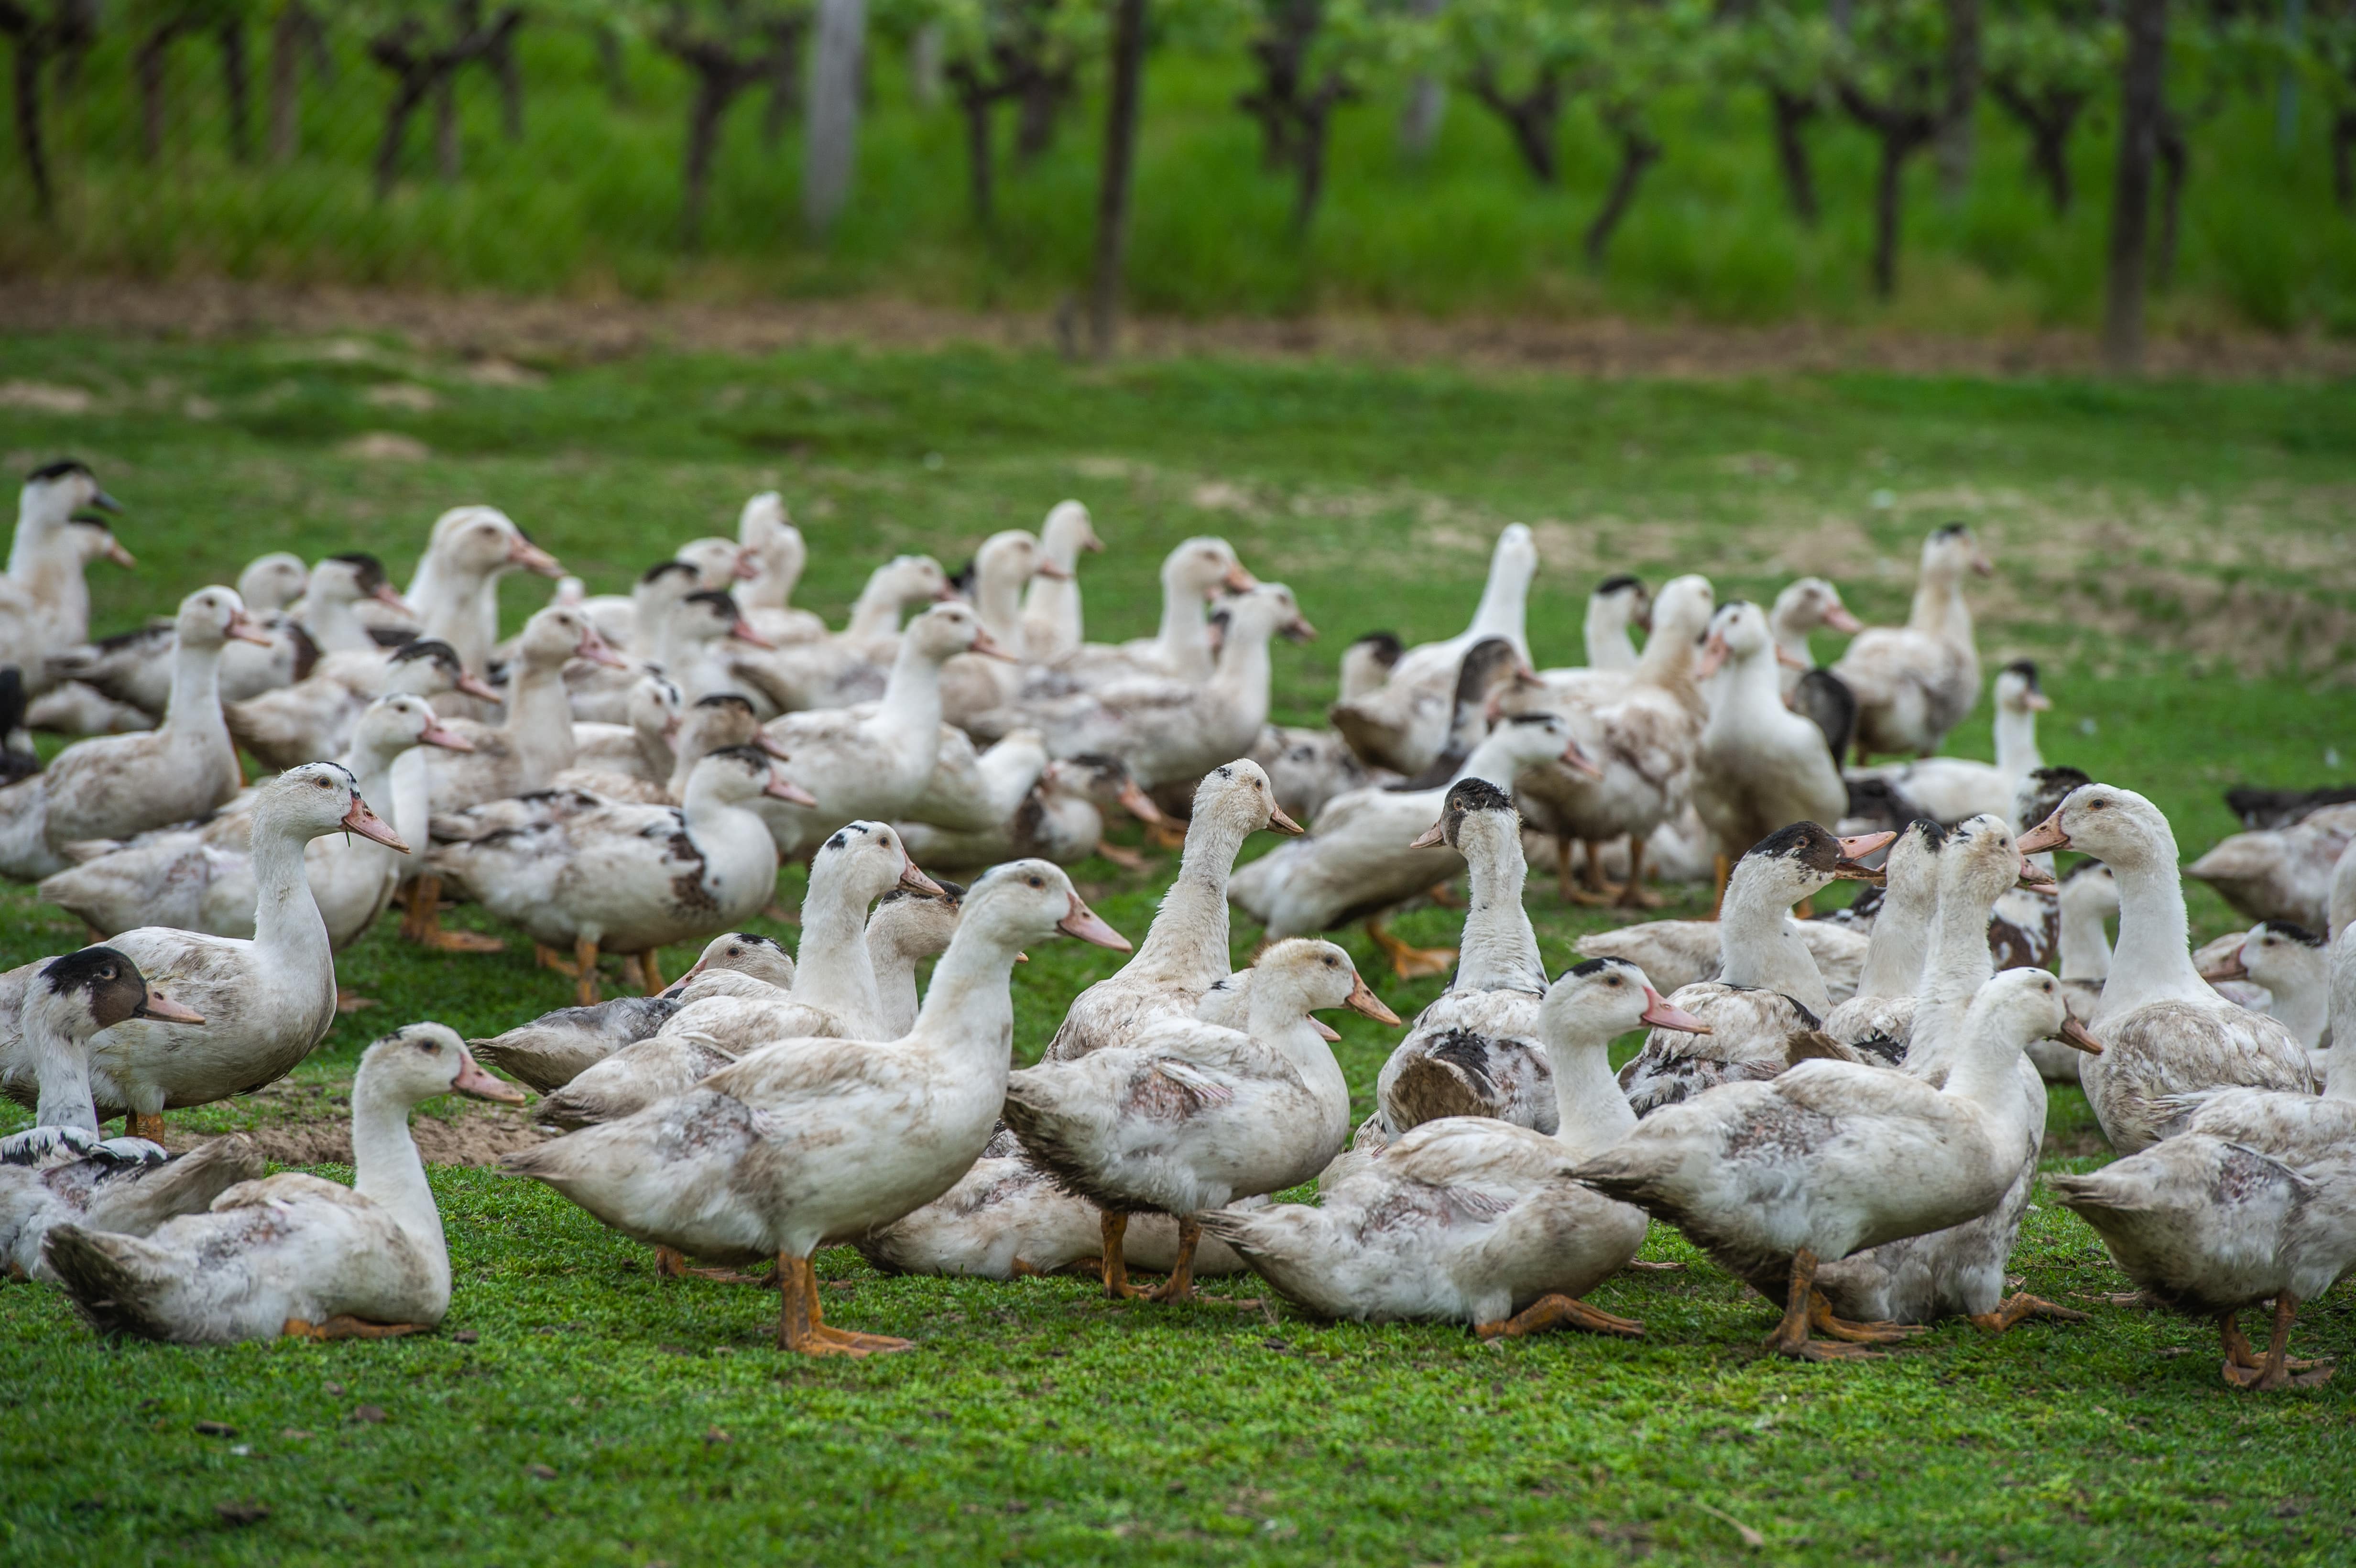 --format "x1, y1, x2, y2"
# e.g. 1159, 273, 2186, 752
1, 335, 2354, 1565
